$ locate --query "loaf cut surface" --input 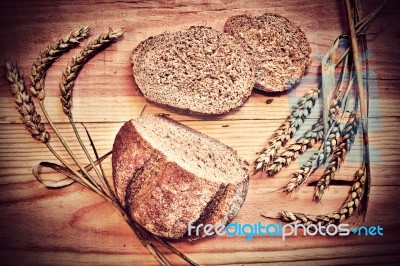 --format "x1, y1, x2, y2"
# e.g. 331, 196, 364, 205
112, 115, 249, 239
224, 13, 311, 92
131, 26, 255, 115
